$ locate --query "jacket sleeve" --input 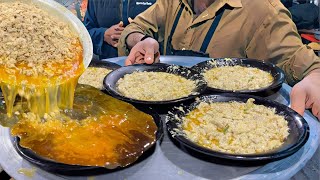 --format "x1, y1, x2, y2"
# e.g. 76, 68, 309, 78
83, 0, 107, 56
246, 1, 320, 85
118, 0, 168, 56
